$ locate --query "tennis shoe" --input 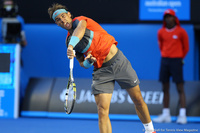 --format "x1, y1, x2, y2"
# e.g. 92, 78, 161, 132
176, 115, 187, 124
153, 114, 171, 123
145, 131, 156, 133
